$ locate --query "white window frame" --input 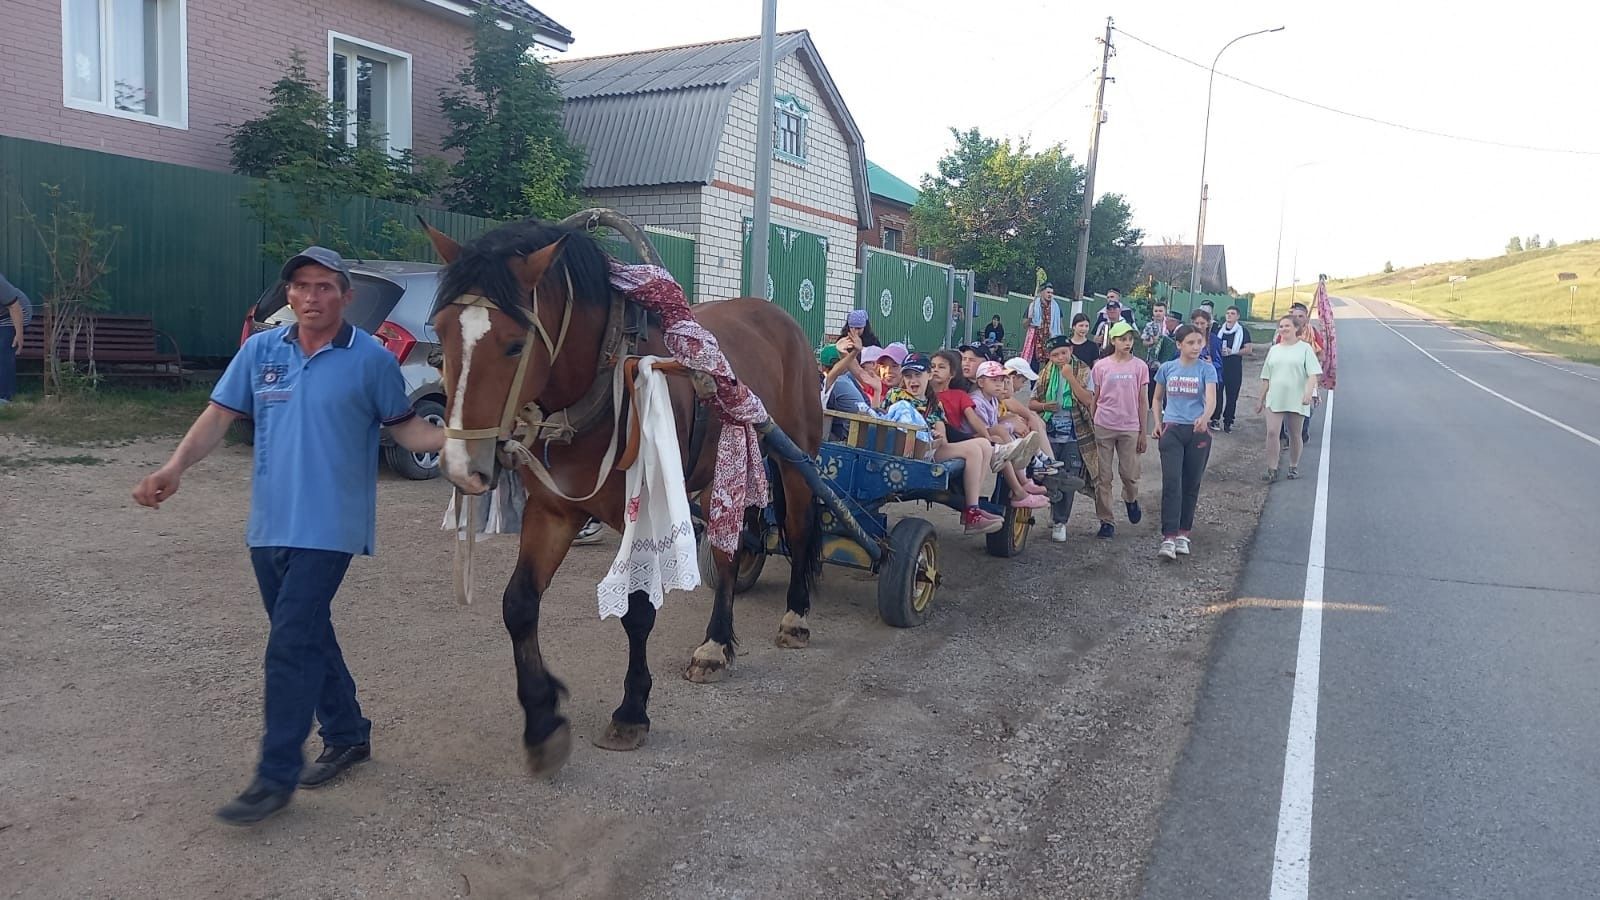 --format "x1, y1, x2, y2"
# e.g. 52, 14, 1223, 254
60, 0, 189, 129
327, 31, 414, 155
772, 93, 810, 165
